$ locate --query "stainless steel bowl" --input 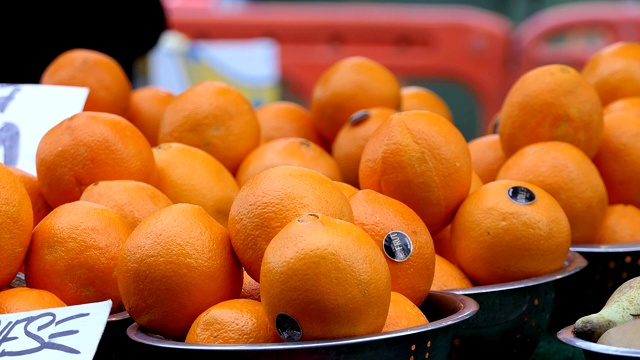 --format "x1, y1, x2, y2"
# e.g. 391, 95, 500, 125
126, 290, 479, 360
446, 251, 588, 359
557, 324, 640, 360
